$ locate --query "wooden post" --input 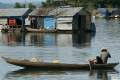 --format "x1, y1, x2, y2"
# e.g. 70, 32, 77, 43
21, 16, 24, 32
55, 16, 57, 30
